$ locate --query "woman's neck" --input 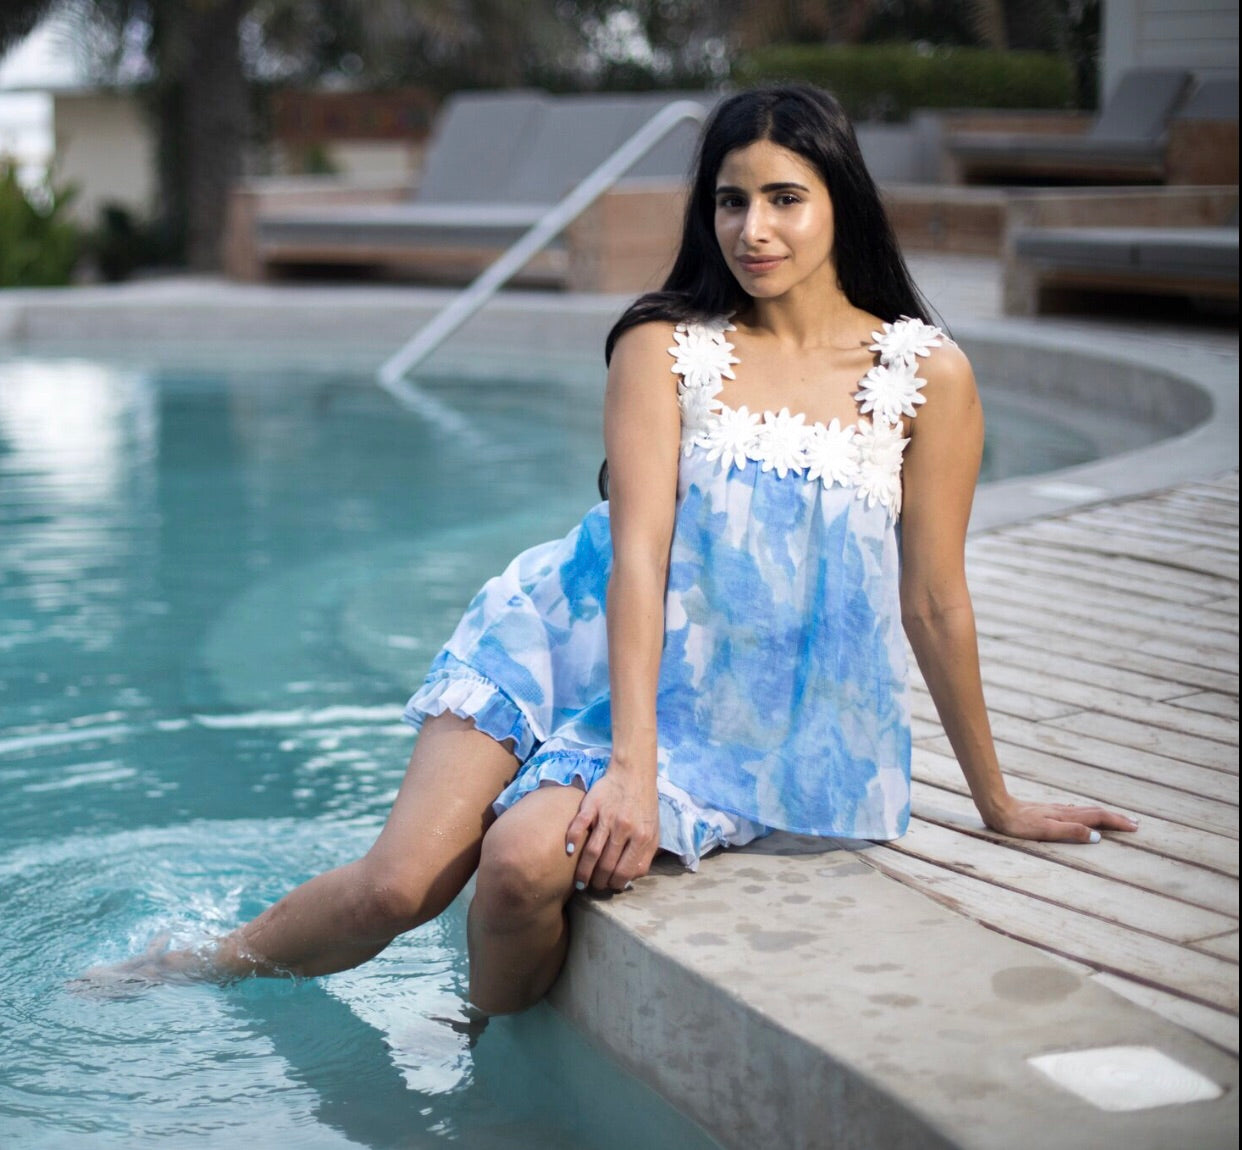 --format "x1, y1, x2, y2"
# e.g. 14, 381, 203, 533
743, 278, 869, 349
